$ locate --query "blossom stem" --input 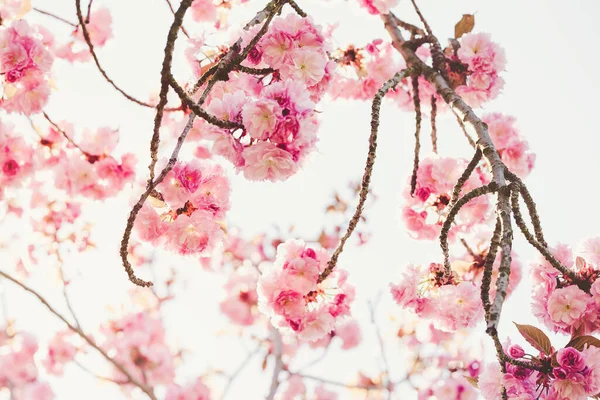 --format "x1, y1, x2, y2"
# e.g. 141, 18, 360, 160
410, 75, 422, 197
